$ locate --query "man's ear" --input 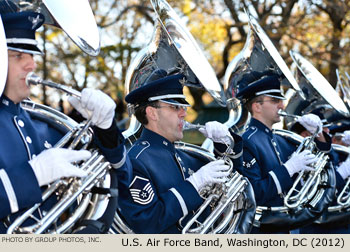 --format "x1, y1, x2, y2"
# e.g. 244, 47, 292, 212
145, 106, 158, 122
251, 102, 261, 114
